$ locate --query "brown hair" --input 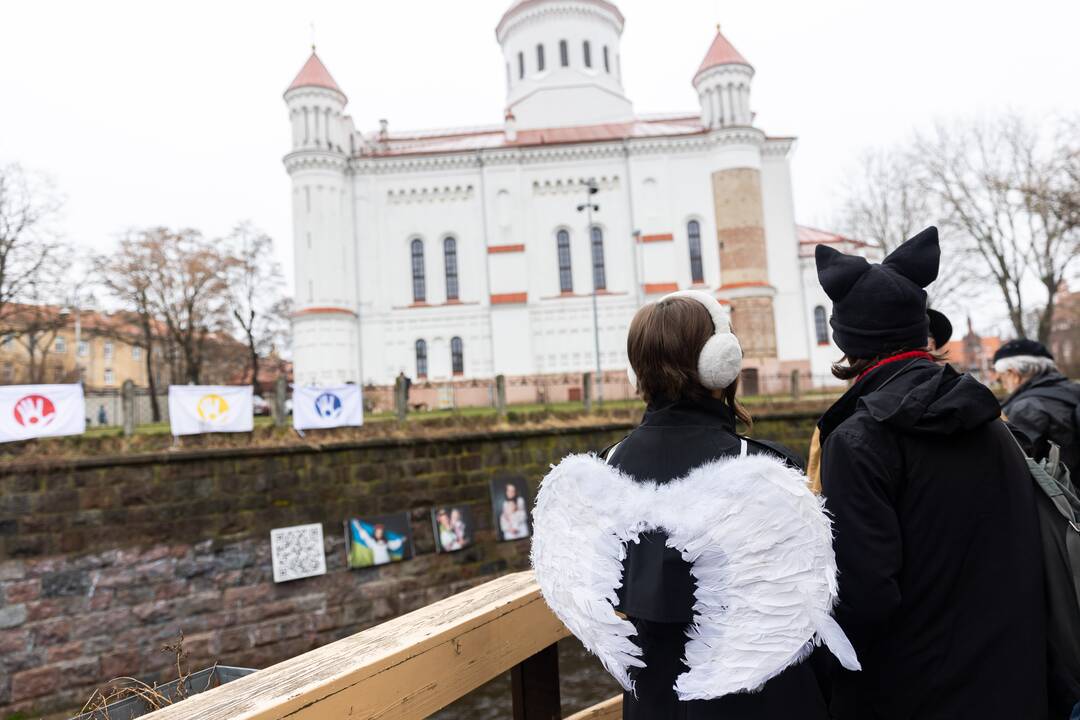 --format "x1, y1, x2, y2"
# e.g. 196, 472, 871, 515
832, 348, 946, 381
627, 297, 752, 428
